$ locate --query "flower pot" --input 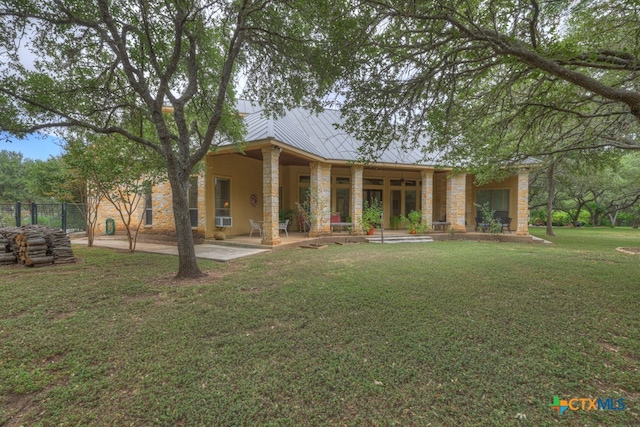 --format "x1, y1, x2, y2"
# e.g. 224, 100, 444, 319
367, 228, 375, 235
409, 229, 416, 234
